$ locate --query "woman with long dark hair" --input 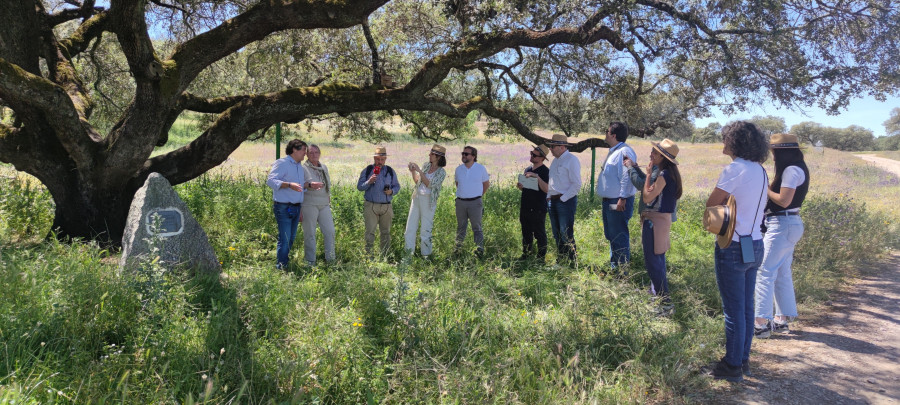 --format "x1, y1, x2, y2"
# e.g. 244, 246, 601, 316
754, 133, 808, 338
704, 121, 769, 382
625, 139, 682, 314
